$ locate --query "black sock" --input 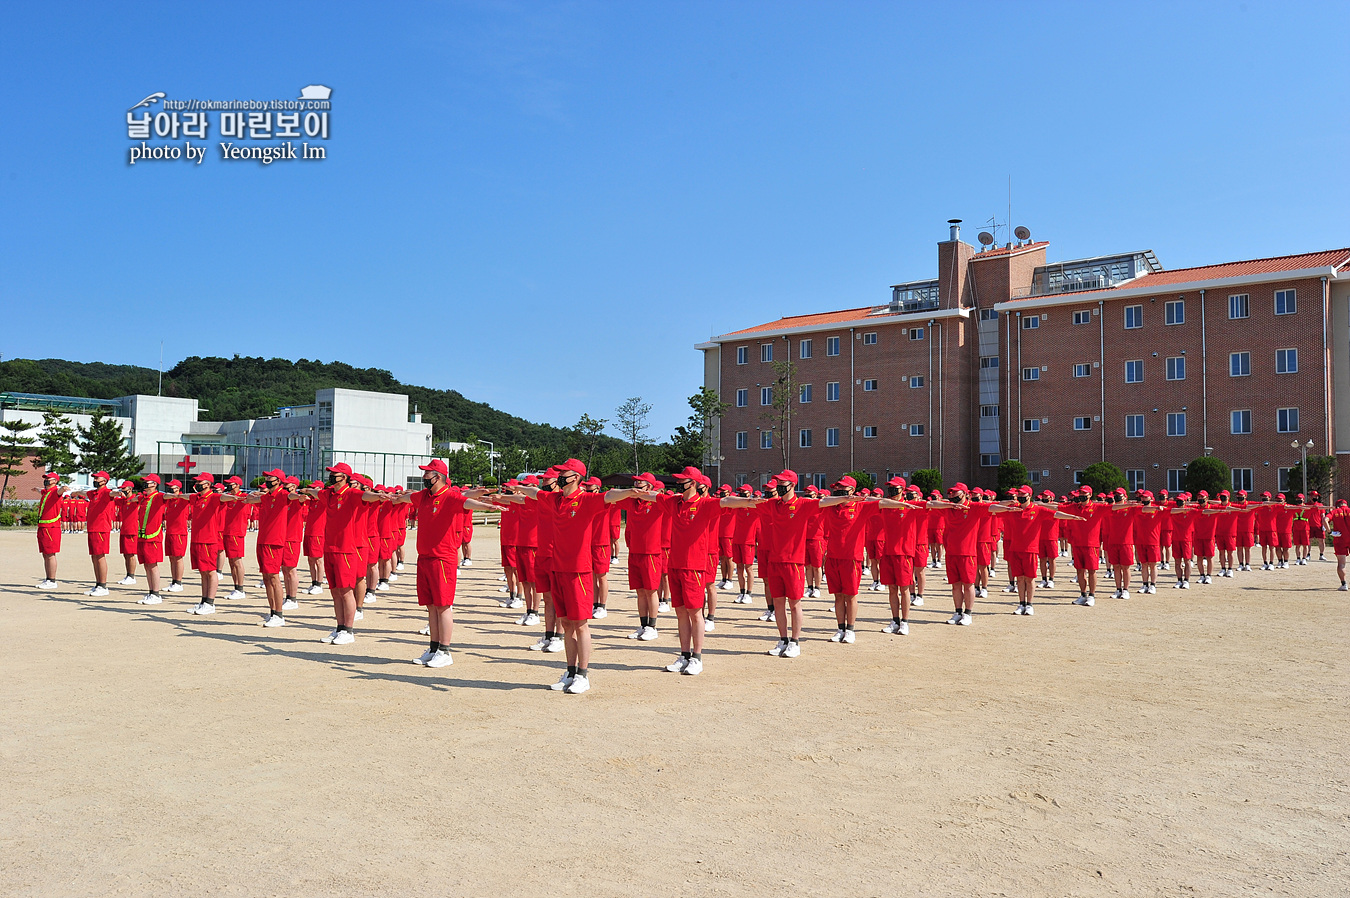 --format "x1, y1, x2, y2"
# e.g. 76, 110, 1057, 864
429, 639, 437, 651
691, 652, 701, 661
682, 651, 691, 659
892, 616, 901, 625
575, 668, 587, 678
705, 614, 714, 621
567, 665, 577, 677
789, 638, 798, 644
339, 625, 351, 633
285, 595, 294, 602
545, 630, 555, 640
